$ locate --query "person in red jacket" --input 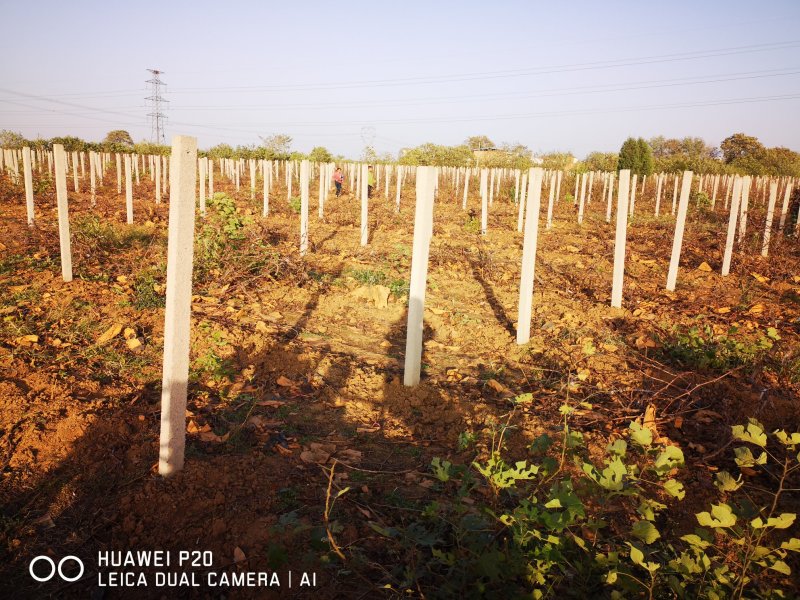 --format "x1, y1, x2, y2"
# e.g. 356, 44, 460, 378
333, 167, 344, 197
